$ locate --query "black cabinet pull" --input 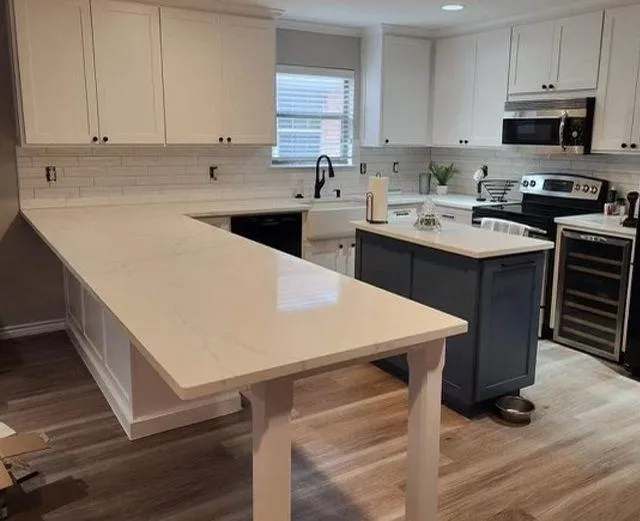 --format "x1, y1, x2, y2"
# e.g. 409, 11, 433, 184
631, 144, 638, 149
102, 136, 109, 143
226, 137, 232, 143
384, 138, 389, 144
500, 260, 535, 270
542, 84, 548, 89
218, 137, 224, 143
464, 139, 469, 144
459, 139, 463, 144
548, 84, 555, 89
91, 136, 98, 143
622, 143, 628, 149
